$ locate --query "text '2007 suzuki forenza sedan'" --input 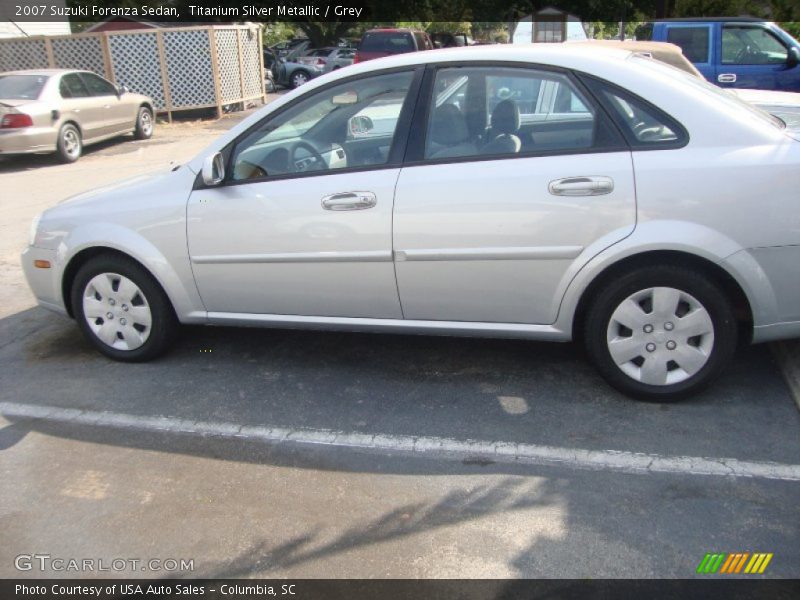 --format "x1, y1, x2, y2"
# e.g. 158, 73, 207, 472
22, 45, 800, 400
